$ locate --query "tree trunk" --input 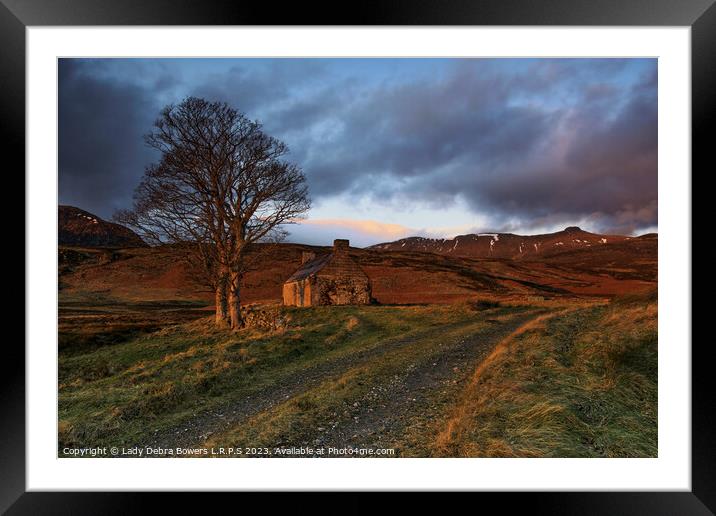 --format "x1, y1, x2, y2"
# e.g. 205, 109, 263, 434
228, 270, 243, 330
214, 273, 228, 327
